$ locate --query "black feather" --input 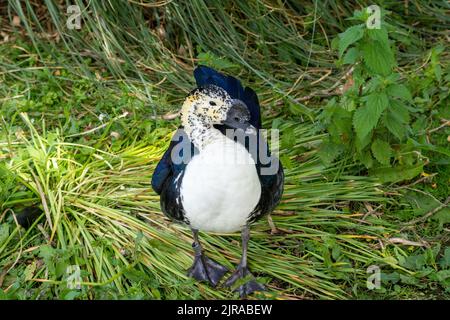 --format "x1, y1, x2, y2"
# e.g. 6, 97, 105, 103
15, 206, 42, 229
